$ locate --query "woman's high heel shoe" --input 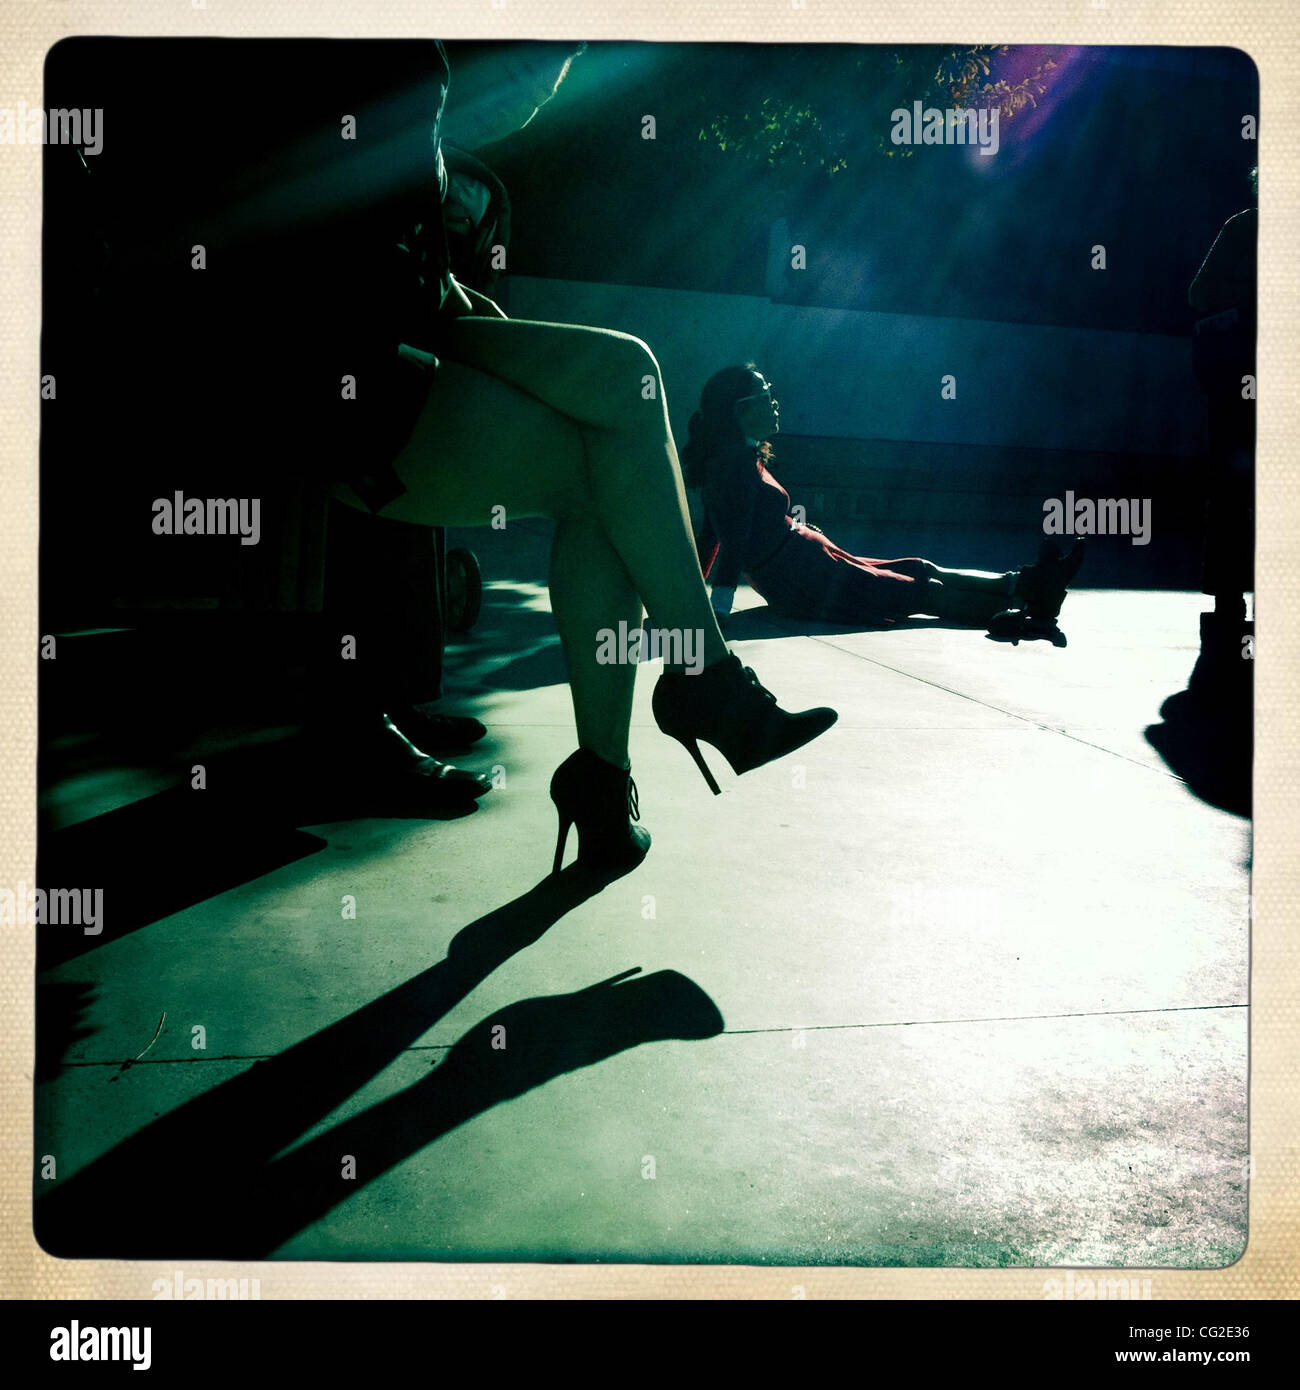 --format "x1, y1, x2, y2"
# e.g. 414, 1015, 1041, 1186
550, 748, 652, 875
651, 653, 837, 795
